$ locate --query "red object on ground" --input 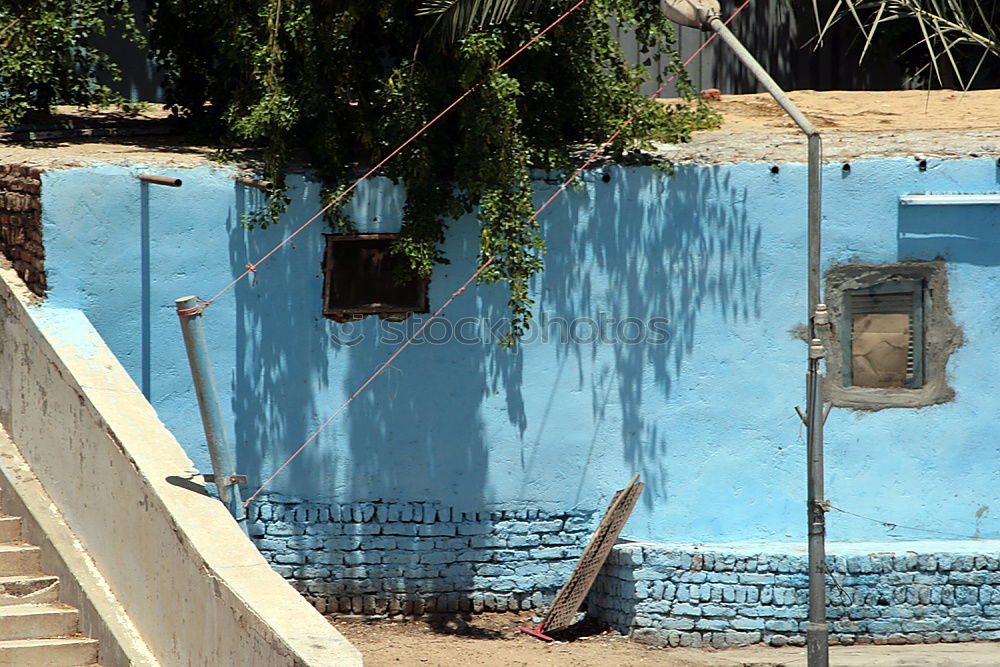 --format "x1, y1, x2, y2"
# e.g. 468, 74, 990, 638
518, 624, 554, 642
